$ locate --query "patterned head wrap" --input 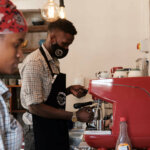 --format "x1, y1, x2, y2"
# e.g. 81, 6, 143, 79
0, 0, 28, 33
